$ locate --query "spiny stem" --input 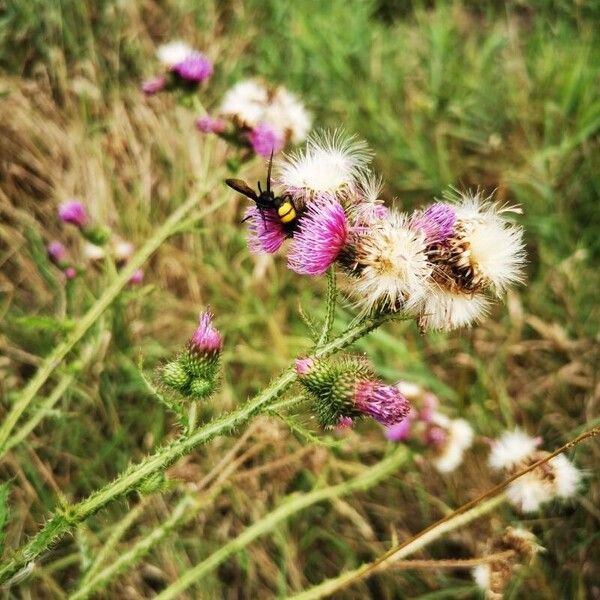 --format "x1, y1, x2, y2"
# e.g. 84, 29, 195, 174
0, 187, 224, 455
0, 313, 396, 585
284, 425, 600, 599
154, 446, 411, 600
316, 267, 337, 348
